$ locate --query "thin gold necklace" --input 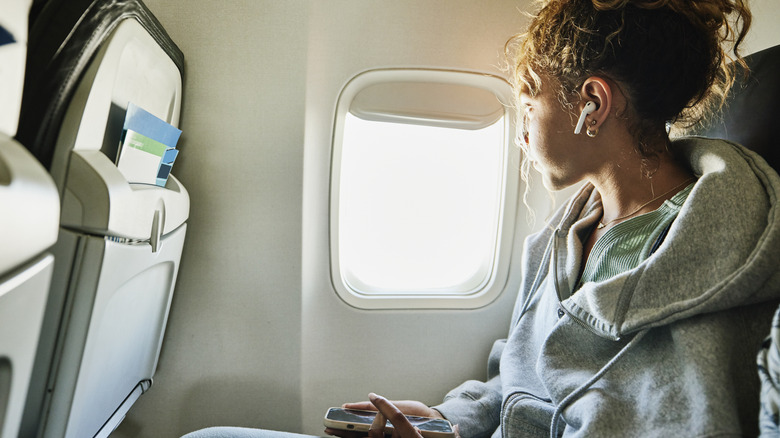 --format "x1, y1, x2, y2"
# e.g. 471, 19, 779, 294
597, 177, 694, 229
